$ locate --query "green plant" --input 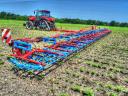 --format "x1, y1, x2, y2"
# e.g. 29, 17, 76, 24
120, 70, 128, 74
107, 73, 114, 79
0, 54, 4, 56
82, 87, 94, 96
28, 70, 34, 75
85, 61, 102, 68
114, 85, 126, 92
86, 69, 90, 74
101, 65, 107, 69
59, 93, 69, 96
35, 74, 45, 80
80, 67, 86, 72
65, 69, 71, 75
105, 84, 113, 90
72, 73, 80, 78
108, 92, 118, 96
105, 84, 127, 93
113, 67, 121, 73
71, 85, 81, 92
90, 71, 96, 76
95, 73, 100, 76
0, 60, 4, 65
124, 79, 128, 83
